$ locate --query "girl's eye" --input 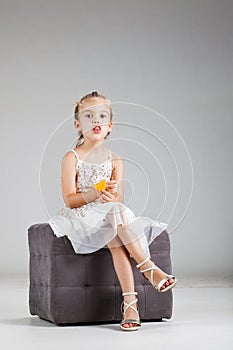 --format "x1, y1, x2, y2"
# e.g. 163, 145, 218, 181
100, 114, 107, 118
85, 114, 92, 118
